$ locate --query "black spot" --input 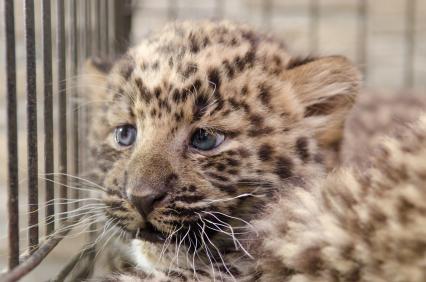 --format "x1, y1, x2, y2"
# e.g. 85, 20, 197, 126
226, 158, 240, 167
119, 56, 135, 79
158, 99, 171, 112
241, 102, 251, 114
206, 172, 229, 182
210, 182, 236, 194
247, 126, 273, 137
188, 185, 197, 192
234, 56, 244, 71
273, 55, 282, 66
237, 148, 251, 158
258, 144, 273, 161
193, 95, 209, 121
241, 85, 248, 96
216, 163, 226, 171
135, 78, 151, 103
296, 137, 310, 162
150, 108, 157, 117
258, 83, 271, 107
223, 60, 235, 79
165, 173, 178, 187
172, 89, 181, 103
243, 49, 256, 66
227, 169, 238, 175
228, 98, 240, 109
174, 194, 204, 204
193, 79, 202, 92
212, 98, 225, 114
174, 112, 183, 122
208, 68, 221, 89
154, 87, 161, 98
182, 63, 198, 78
181, 89, 191, 102
202, 36, 210, 47
287, 56, 317, 69
151, 61, 159, 70
162, 207, 204, 217
249, 114, 264, 127
275, 156, 294, 179
189, 34, 199, 53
